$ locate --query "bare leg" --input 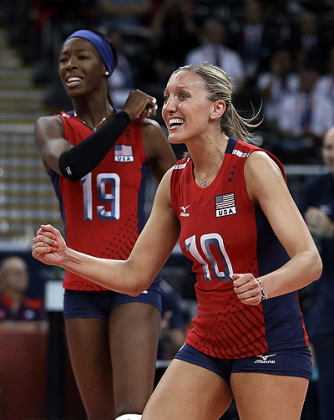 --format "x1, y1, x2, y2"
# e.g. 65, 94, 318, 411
109, 302, 161, 417
231, 372, 309, 420
65, 317, 115, 420
142, 359, 233, 420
